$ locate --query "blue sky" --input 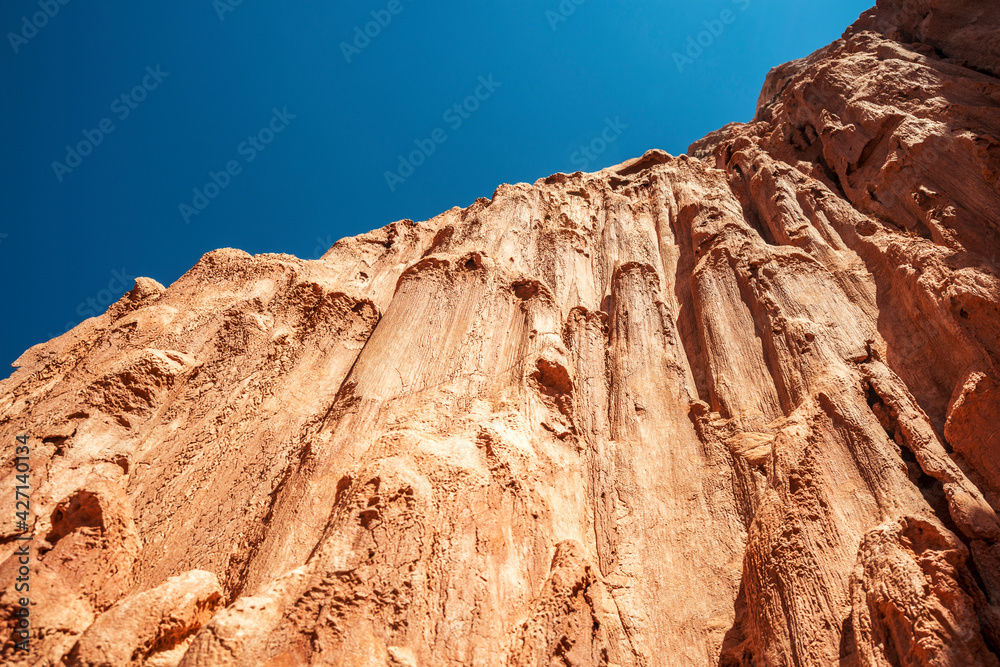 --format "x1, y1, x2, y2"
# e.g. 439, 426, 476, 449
1, 0, 872, 376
